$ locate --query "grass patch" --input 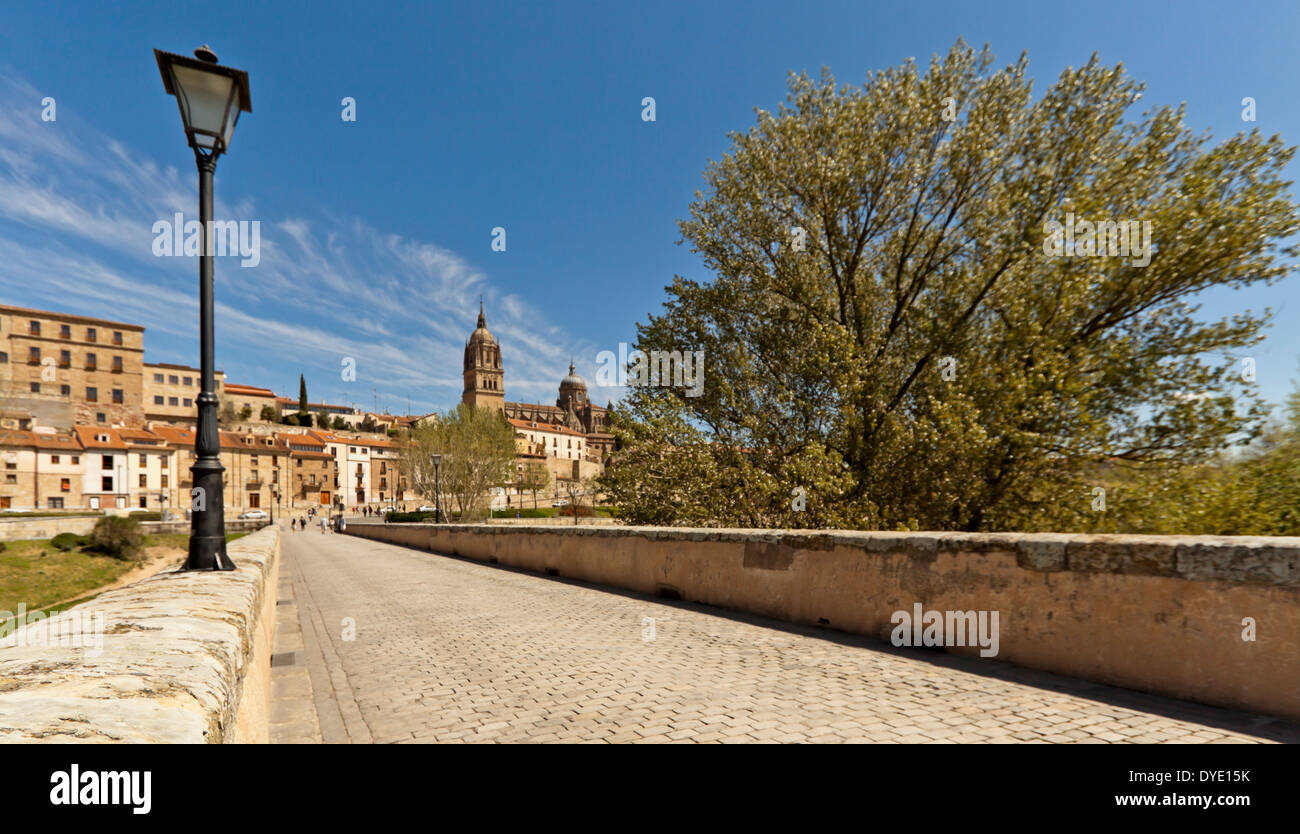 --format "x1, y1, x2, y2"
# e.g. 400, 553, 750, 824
0, 531, 249, 623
